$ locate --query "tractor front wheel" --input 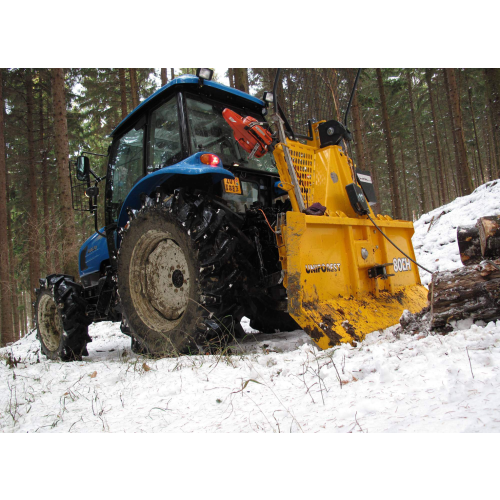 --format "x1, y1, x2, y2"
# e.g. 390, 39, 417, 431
35, 275, 91, 361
